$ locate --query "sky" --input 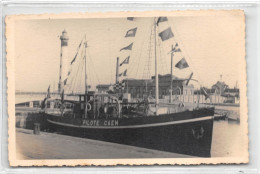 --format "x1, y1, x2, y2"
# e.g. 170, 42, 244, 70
14, 11, 245, 92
